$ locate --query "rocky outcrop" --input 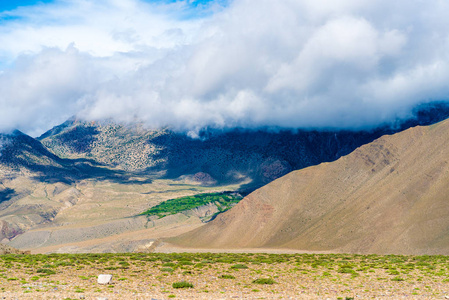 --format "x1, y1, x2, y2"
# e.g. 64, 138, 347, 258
0, 243, 30, 254
0, 220, 23, 241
